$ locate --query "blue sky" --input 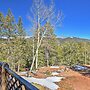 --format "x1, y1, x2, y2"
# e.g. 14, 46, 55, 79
0, 0, 90, 39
